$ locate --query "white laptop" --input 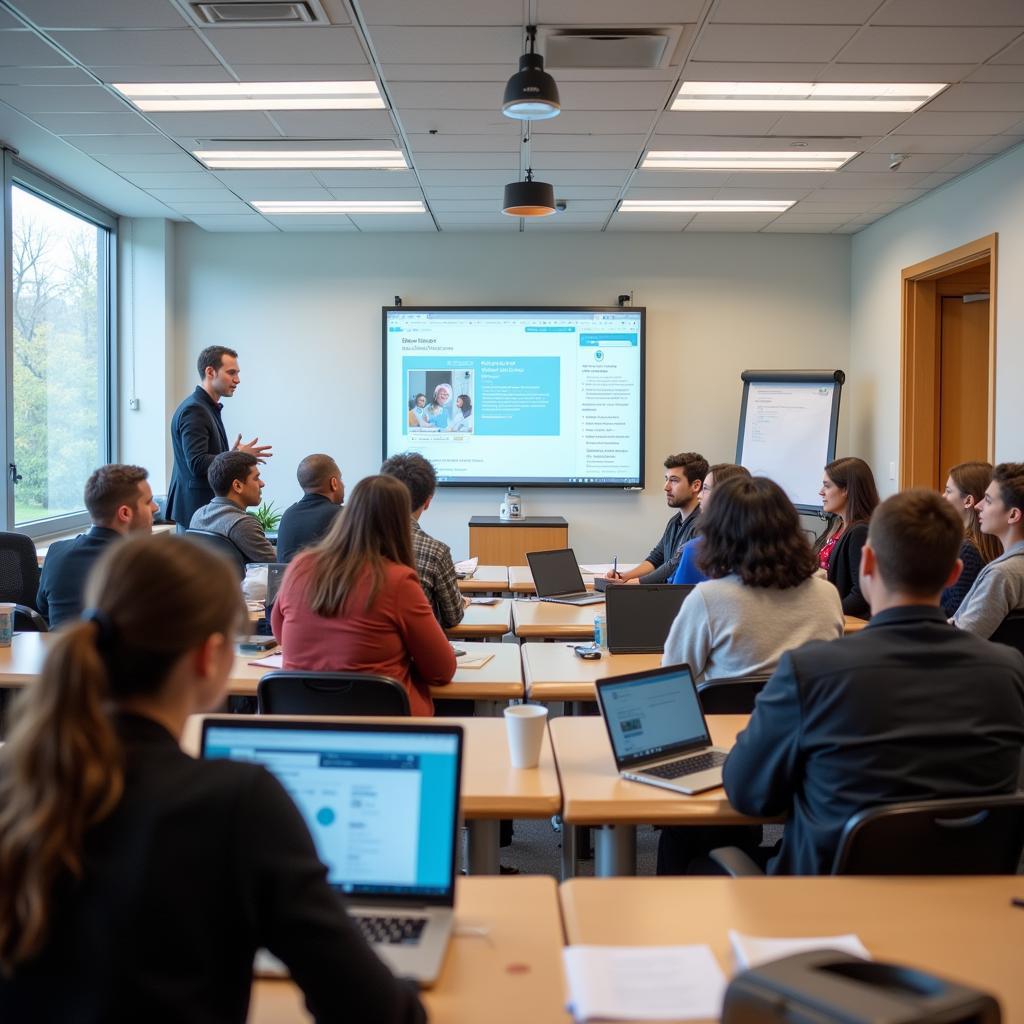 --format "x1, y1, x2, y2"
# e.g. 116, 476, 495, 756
527, 548, 605, 605
595, 664, 728, 795
201, 718, 463, 986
